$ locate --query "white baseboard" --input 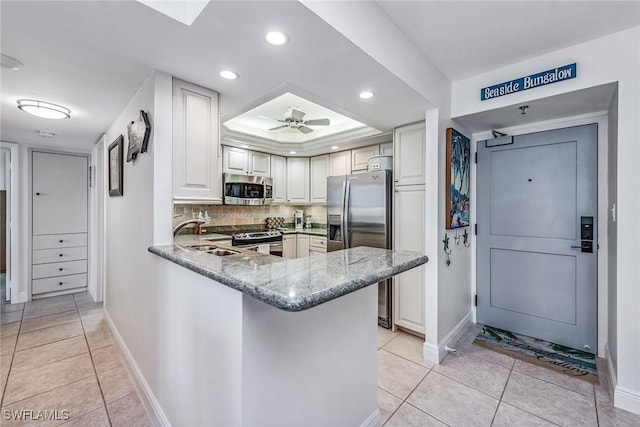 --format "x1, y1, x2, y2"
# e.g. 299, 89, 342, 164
104, 310, 171, 426
615, 386, 640, 415
605, 343, 640, 415
360, 409, 381, 427
423, 311, 472, 364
